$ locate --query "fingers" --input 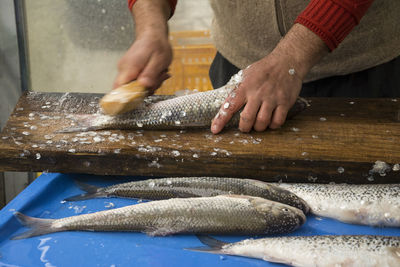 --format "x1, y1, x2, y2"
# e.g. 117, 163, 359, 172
138, 51, 172, 89
269, 105, 289, 129
211, 89, 245, 134
147, 71, 171, 95
113, 37, 172, 90
253, 102, 273, 132
113, 58, 143, 89
238, 98, 261, 132
113, 53, 147, 89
